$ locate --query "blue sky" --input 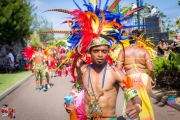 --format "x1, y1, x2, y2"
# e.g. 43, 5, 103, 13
29, 0, 180, 38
